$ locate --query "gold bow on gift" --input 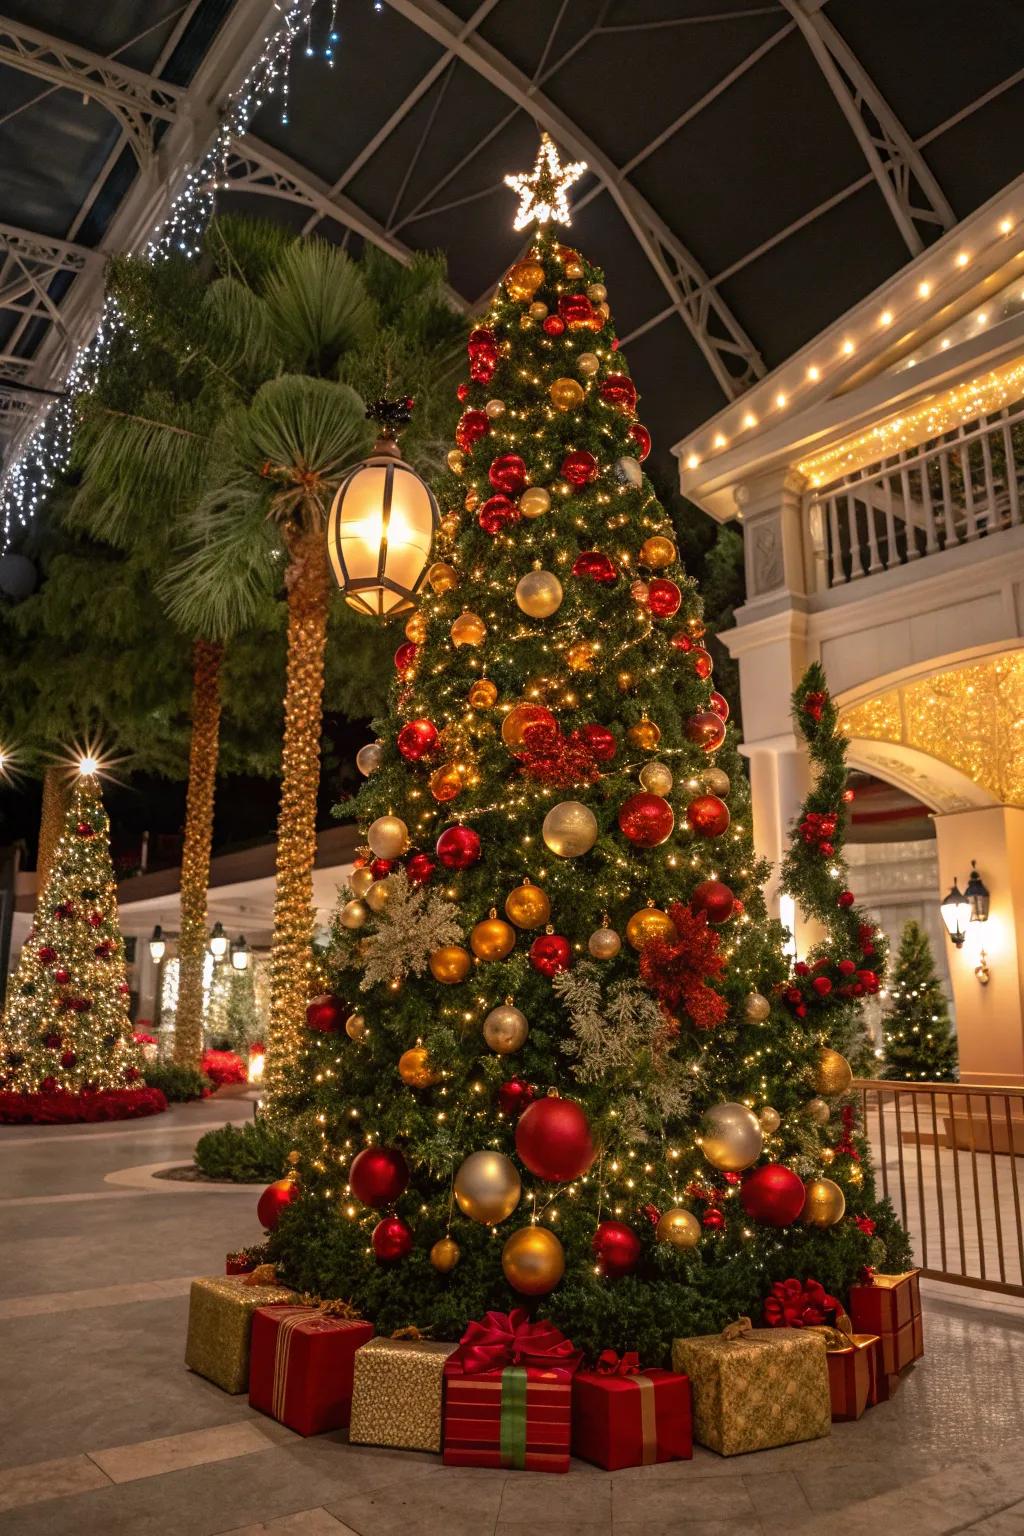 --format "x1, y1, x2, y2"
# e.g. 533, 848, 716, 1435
243, 1263, 279, 1287
298, 1293, 361, 1319
720, 1317, 754, 1342
391, 1325, 427, 1341
807, 1311, 854, 1351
